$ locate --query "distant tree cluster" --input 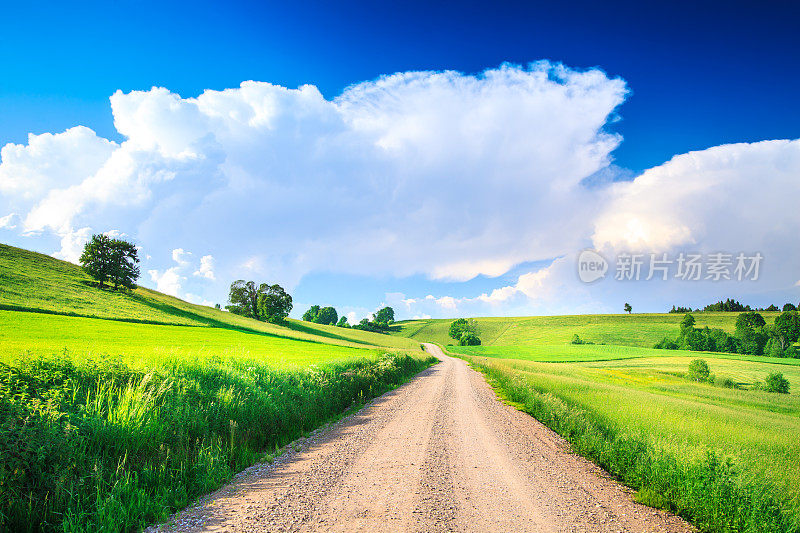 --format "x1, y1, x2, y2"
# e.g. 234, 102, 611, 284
226, 280, 292, 323
669, 298, 800, 313
449, 318, 481, 346
79, 234, 140, 290
703, 298, 750, 312
302, 305, 339, 325
654, 310, 800, 358
301, 305, 396, 334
